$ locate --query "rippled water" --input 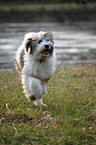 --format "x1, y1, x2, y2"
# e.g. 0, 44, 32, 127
0, 22, 96, 69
